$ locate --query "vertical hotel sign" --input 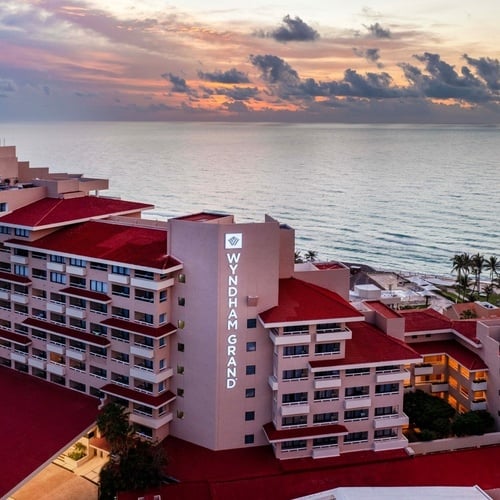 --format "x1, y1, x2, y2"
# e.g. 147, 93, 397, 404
225, 232, 242, 389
